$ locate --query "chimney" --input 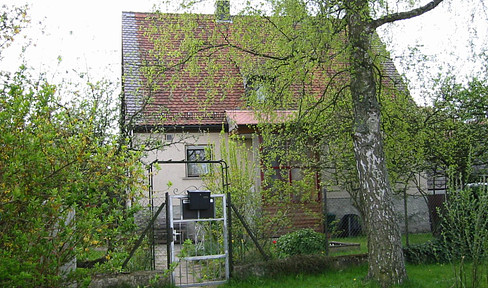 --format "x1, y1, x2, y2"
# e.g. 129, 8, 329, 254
215, 0, 231, 22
